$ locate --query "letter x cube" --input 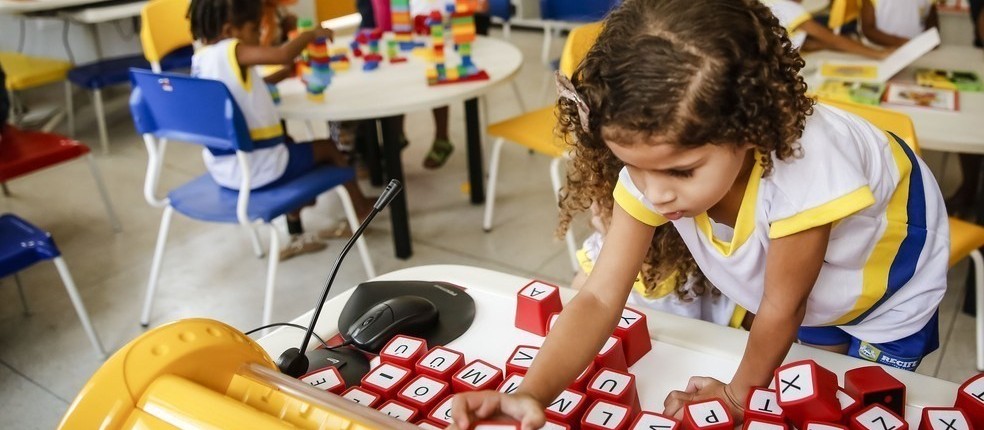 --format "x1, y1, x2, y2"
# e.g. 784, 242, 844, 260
954, 373, 984, 429
774, 360, 841, 427
516, 280, 563, 336
919, 407, 971, 430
